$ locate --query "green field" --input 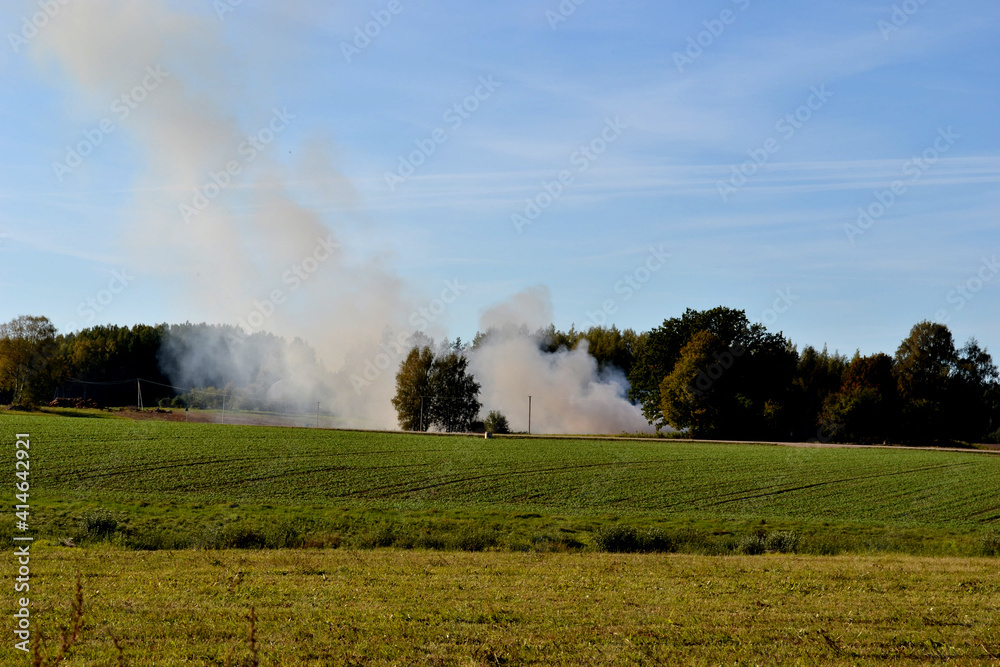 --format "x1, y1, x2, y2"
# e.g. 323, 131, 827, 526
4, 411, 1000, 555
3, 411, 1000, 665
